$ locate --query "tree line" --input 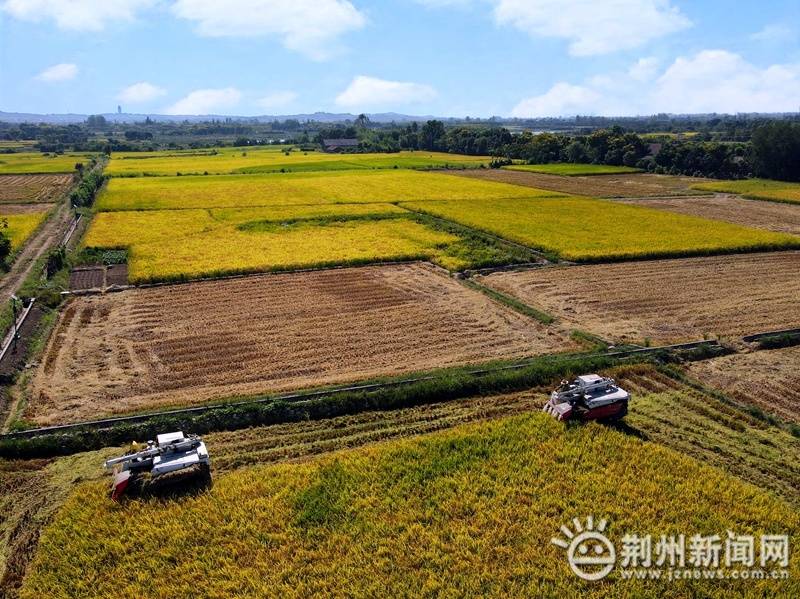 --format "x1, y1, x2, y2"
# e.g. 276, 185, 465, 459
315, 120, 799, 181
